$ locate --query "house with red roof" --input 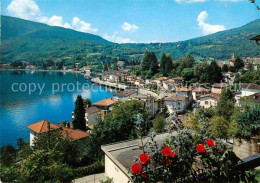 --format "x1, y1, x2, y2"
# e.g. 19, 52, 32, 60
27, 120, 89, 146
164, 93, 188, 113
